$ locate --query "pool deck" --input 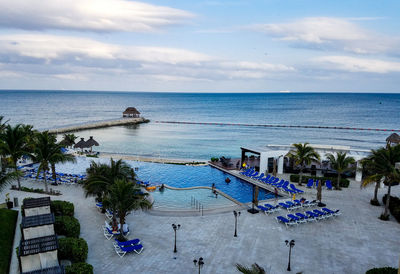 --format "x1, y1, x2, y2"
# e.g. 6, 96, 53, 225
5, 177, 400, 274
